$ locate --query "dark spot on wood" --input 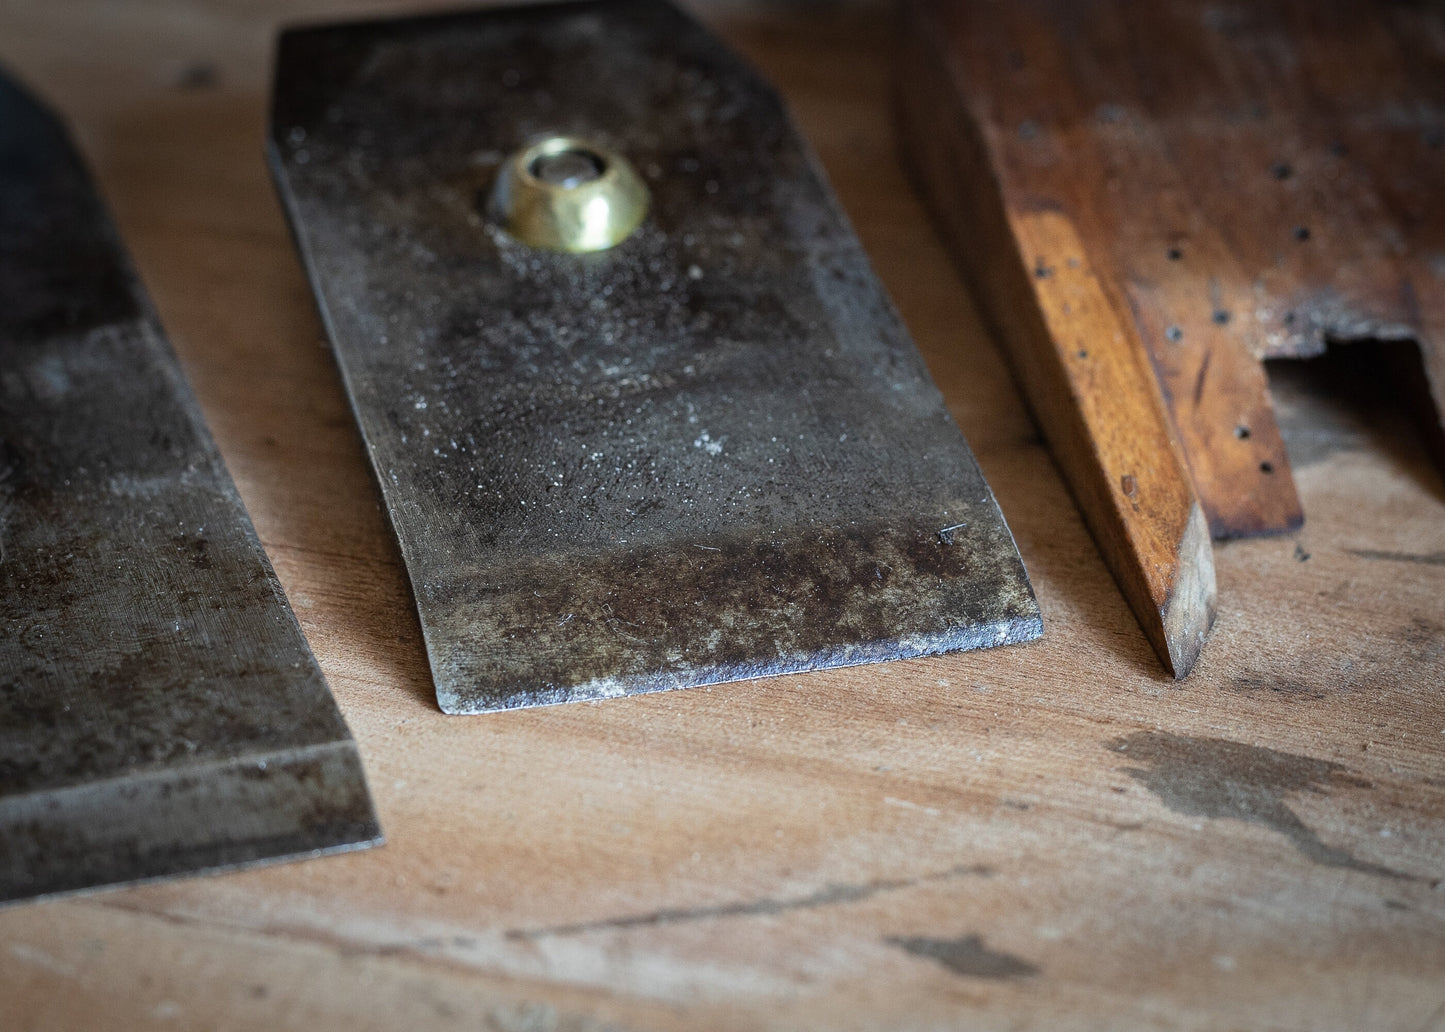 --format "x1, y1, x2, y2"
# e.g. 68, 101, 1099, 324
507, 864, 996, 938
1259, 461, 1274, 473
1212, 309, 1231, 325
1120, 474, 1138, 499
1033, 259, 1053, 279
175, 62, 219, 91
1293, 543, 1310, 562
1166, 325, 1183, 343
1108, 731, 1414, 879
1167, 247, 1183, 261
1234, 425, 1251, 439
886, 933, 1039, 980
1398, 618, 1444, 657
1076, 349, 1088, 360
1346, 548, 1445, 567
1284, 310, 1297, 325
1385, 899, 1409, 911
1294, 226, 1311, 241
1329, 141, 1348, 158
1229, 675, 1326, 700
1270, 161, 1292, 180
